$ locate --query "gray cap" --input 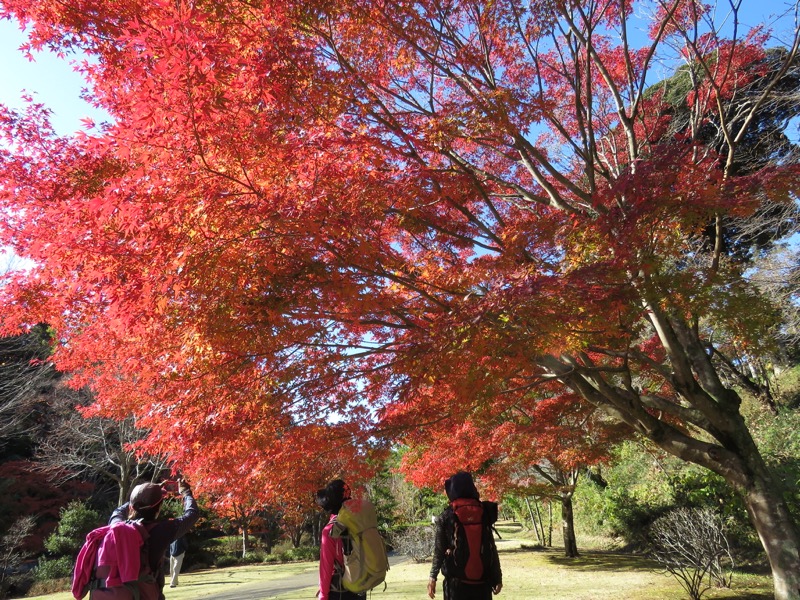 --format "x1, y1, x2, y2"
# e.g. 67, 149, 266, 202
130, 482, 165, 510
